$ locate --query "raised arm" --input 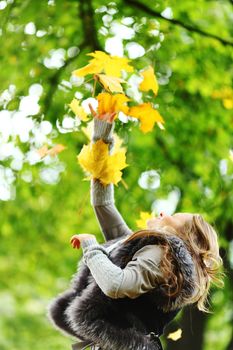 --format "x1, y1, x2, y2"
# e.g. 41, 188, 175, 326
91, 118, 132, 241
